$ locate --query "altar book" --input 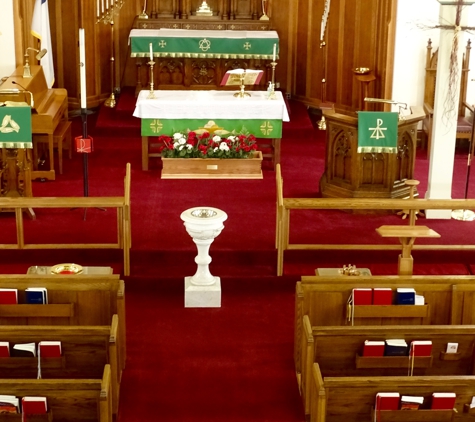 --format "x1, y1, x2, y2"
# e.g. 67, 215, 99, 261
220, 69, 264, 86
